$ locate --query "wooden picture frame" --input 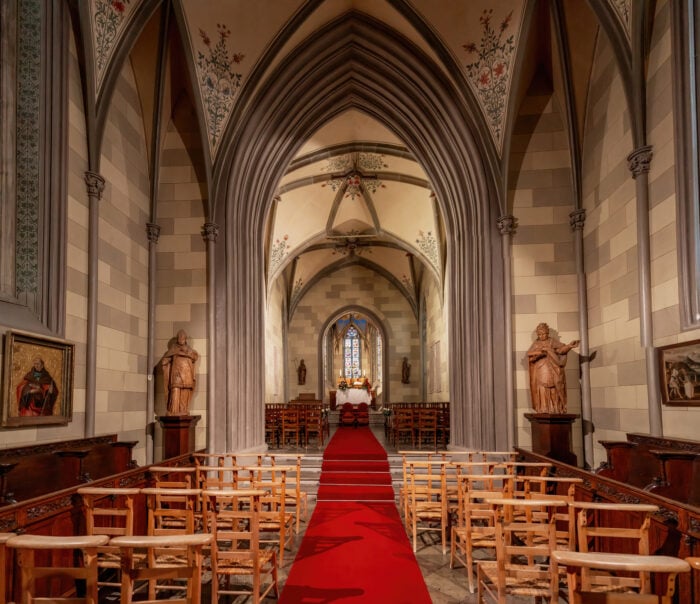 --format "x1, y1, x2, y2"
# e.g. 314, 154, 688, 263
658, 338, 700, 406
2, 330, 74, 427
